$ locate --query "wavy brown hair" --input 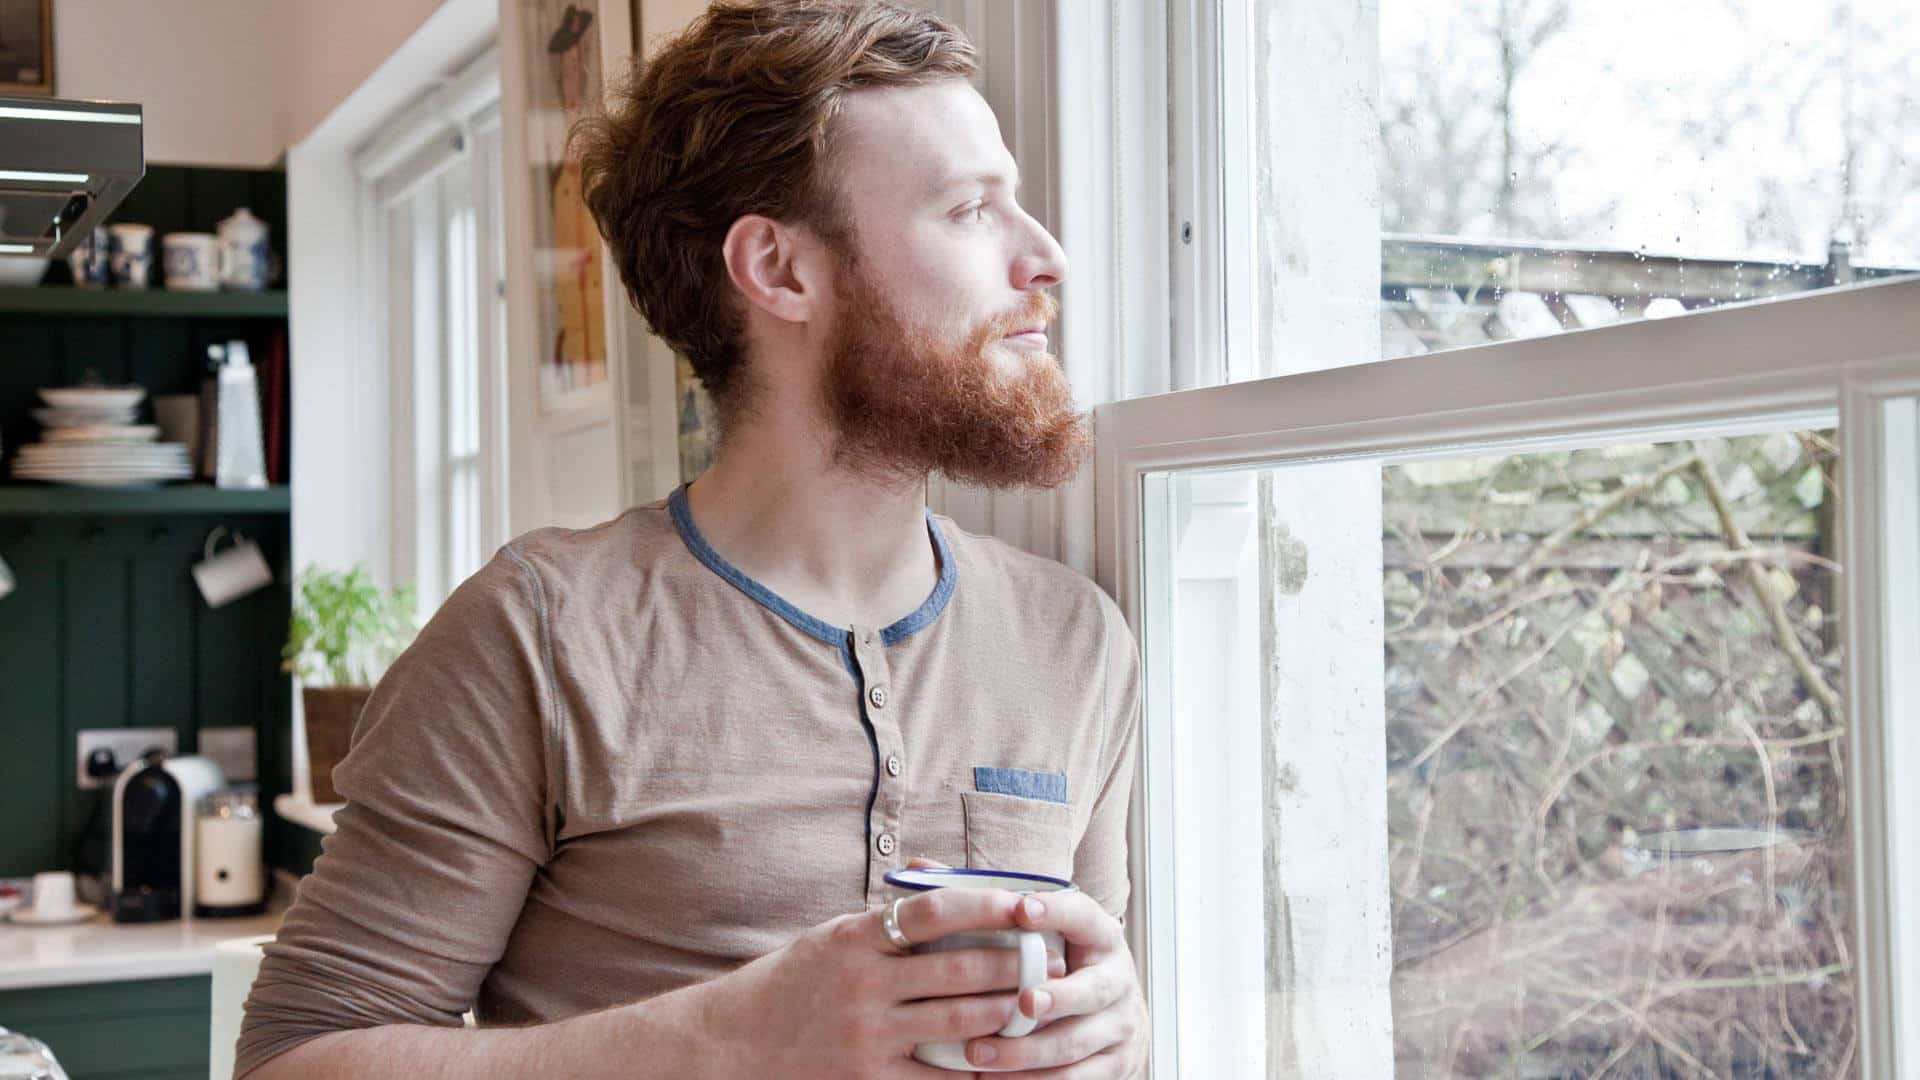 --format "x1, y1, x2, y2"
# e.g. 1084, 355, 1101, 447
574, 0, 977, 432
